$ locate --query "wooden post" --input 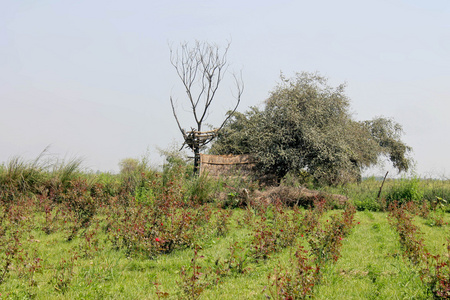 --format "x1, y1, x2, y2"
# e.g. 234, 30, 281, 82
377, 171, 389, 200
